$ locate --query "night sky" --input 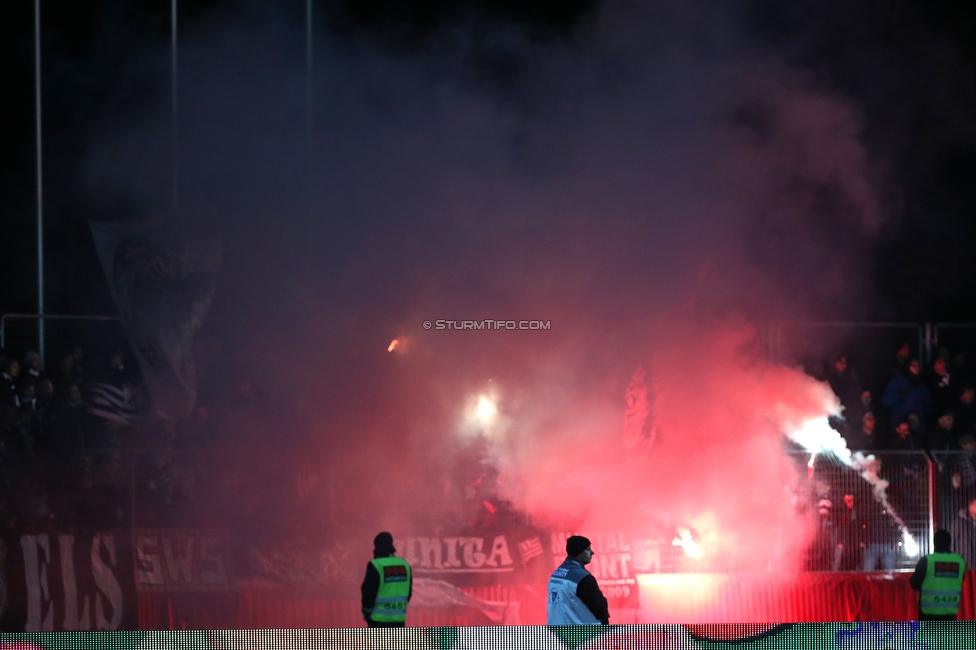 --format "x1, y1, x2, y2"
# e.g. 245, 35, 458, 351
1, 0, 975, 321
